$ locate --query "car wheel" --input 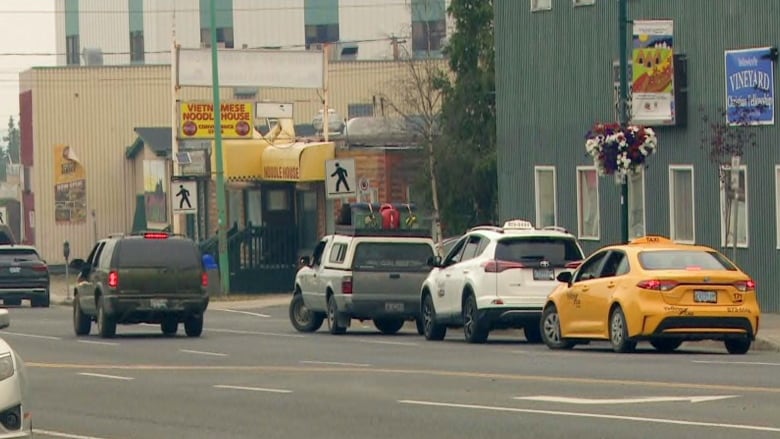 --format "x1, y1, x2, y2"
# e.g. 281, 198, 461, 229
523, 321, 543, 344
724, 337, 751, 355
184, 315, 204, 337
422, 294, 446, 341
650, 338, 683, 353
609, 306, 636, 353
96, 296, 116, 339
463, 294, 488, 344
326, 295, 346, 335
31, 291, 50, 308
374, 318, 404, 335
540, 305, 575, 350
73, 297, 91, 336
289, 293, 324, 333
161, 317, 178, 336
